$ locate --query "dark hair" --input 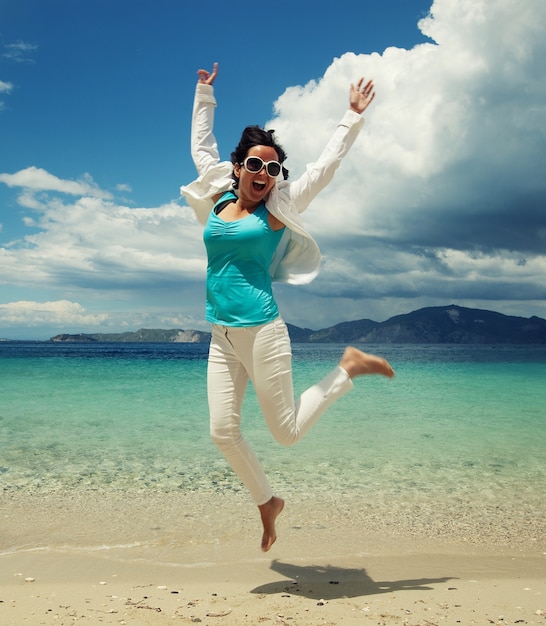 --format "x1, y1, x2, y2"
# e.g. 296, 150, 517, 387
230, 125, 289, 188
